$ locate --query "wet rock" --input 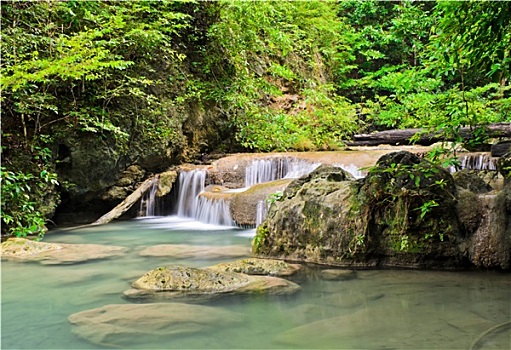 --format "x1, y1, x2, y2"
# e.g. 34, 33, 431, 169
208, 258, 301, 276
497, 151, 511, 184
456, 189, 483, 234
68, 303, 242, 348
255, 152, 465, 269
453, 169, 493, 193
1, 237, 127, 265
138, 244, 250, 259
468, 192, 510, 269
320, 269, 357, 281
123, 265, 301, 301
230, 179, 292, 227
155, 170, 177, 197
